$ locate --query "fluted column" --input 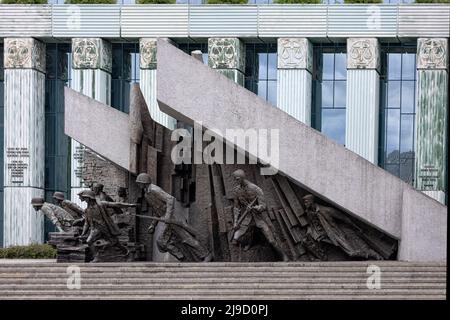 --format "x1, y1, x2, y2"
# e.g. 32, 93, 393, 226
276, 38, 313, 125
208, 38, 245, 86
414, 38, 448, 204
70, 38, 112, 206
139, 38, 176, 130
345, 38, 380, 164
3, 38, 46, 246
